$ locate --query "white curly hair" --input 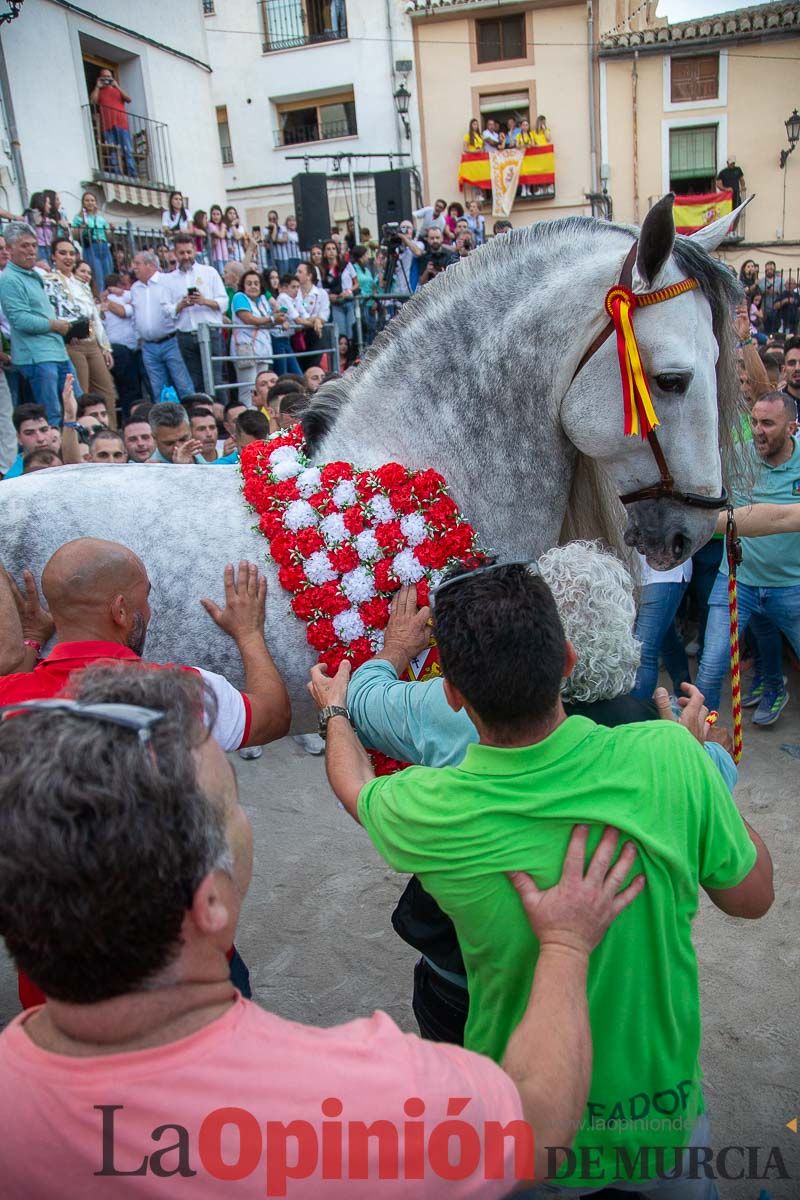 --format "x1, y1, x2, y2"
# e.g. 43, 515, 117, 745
536, 540, 641, 704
